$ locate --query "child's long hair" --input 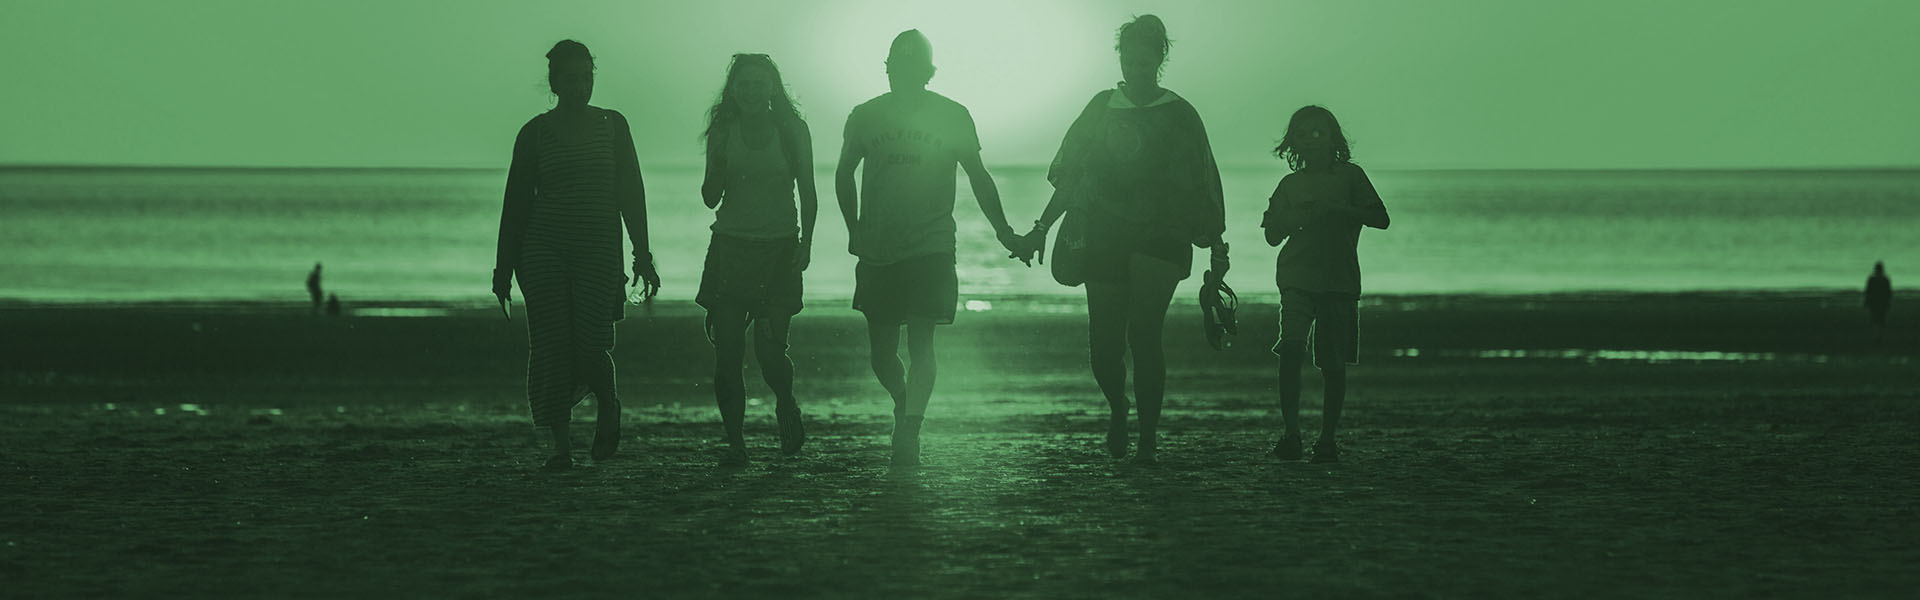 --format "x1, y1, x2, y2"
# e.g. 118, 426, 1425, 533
1272, 105, 1352, 172
702, 53, 803, 151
